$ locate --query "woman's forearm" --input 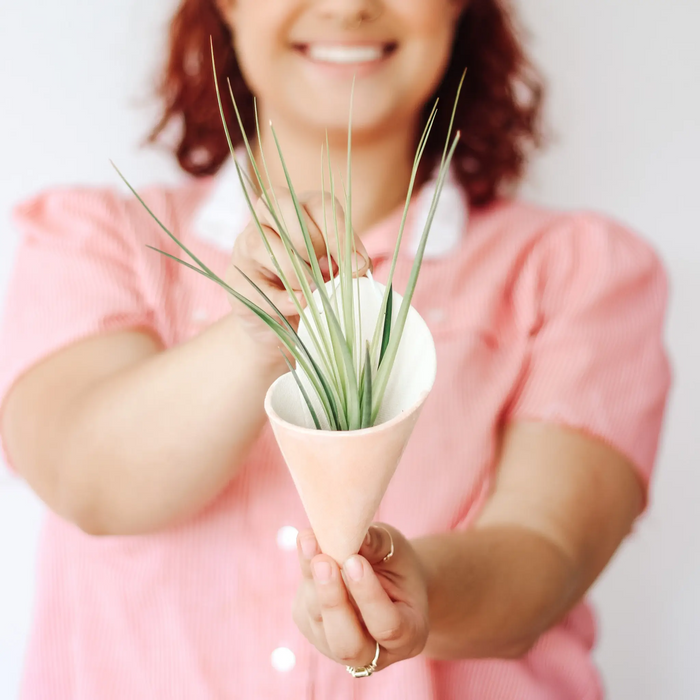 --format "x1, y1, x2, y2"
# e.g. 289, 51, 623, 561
412, 525, 580, 660
57, 314, 286, 536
